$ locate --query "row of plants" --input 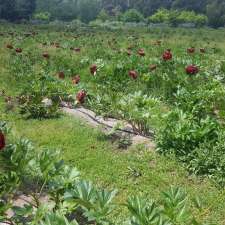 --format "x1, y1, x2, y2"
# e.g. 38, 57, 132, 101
0, 121, 205, 225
